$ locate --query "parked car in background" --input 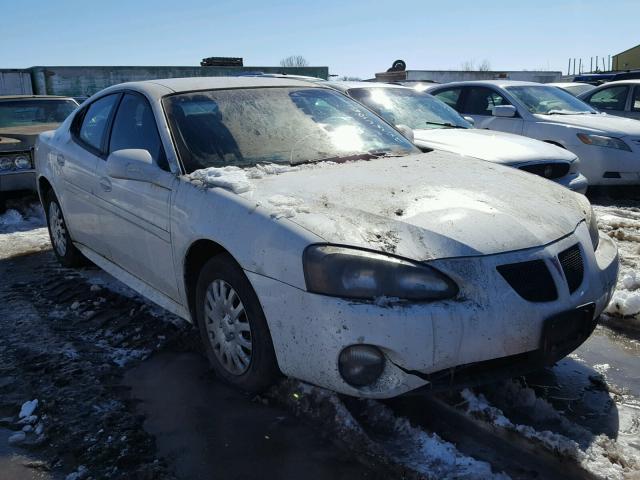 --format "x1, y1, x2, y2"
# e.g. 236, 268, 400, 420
0, 95, 78, 209
36, 77, 617, 398
428, 80, 640, 186
579, 80, 640, 120
327, 81, 587, 192
548, 82, 596, 97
